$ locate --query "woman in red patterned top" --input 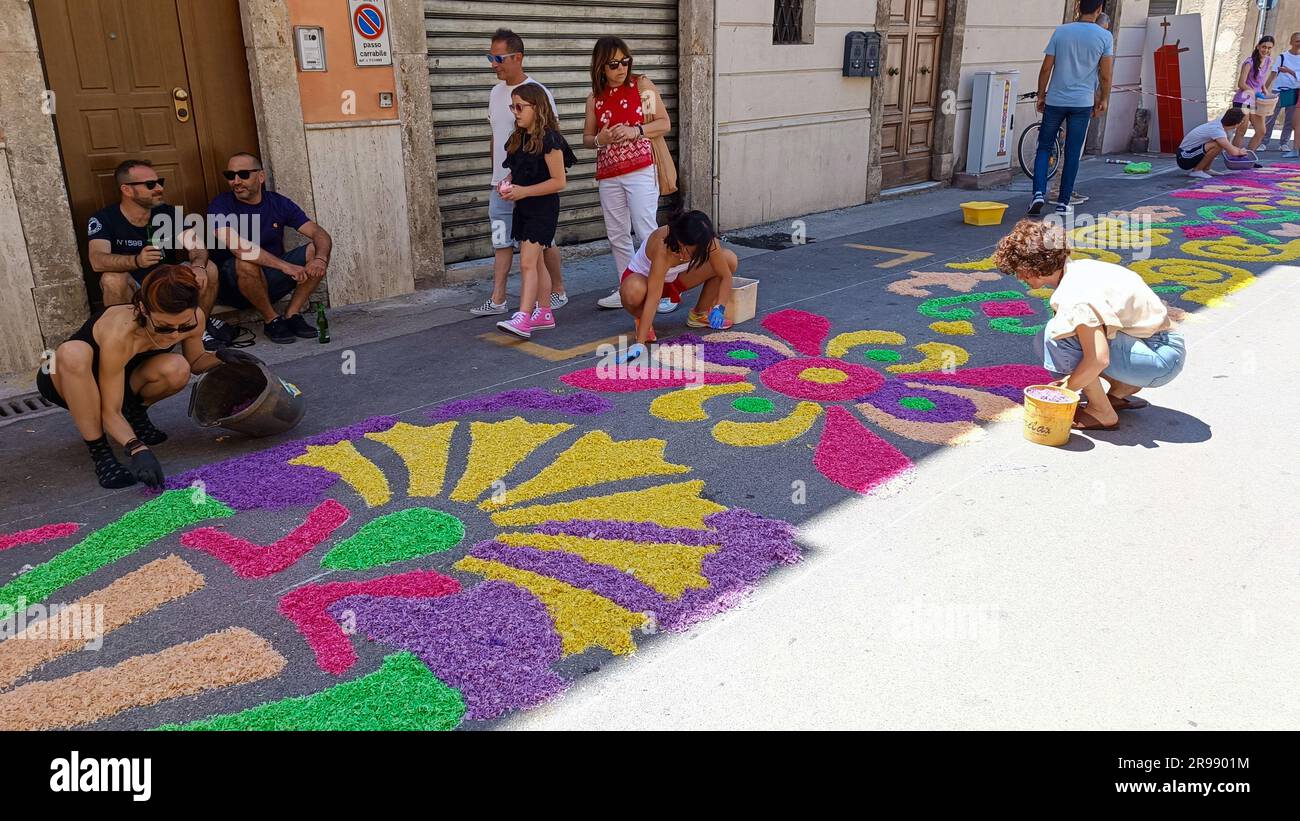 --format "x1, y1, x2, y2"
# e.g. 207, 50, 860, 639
583, 36, 672, 311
